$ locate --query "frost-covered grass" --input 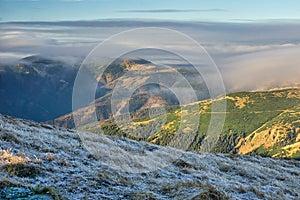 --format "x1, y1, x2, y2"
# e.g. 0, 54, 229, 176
0, 114, 299, 199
